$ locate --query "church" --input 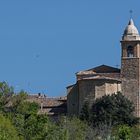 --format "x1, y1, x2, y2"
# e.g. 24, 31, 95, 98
67, 18, 140, 118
